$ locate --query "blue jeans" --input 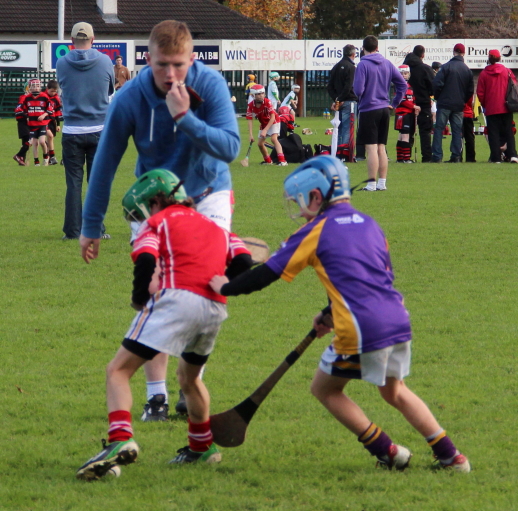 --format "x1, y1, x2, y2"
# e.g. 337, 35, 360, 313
338, 101, 357, 146
62, 132, 103, 238
432, 108, 463, 161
